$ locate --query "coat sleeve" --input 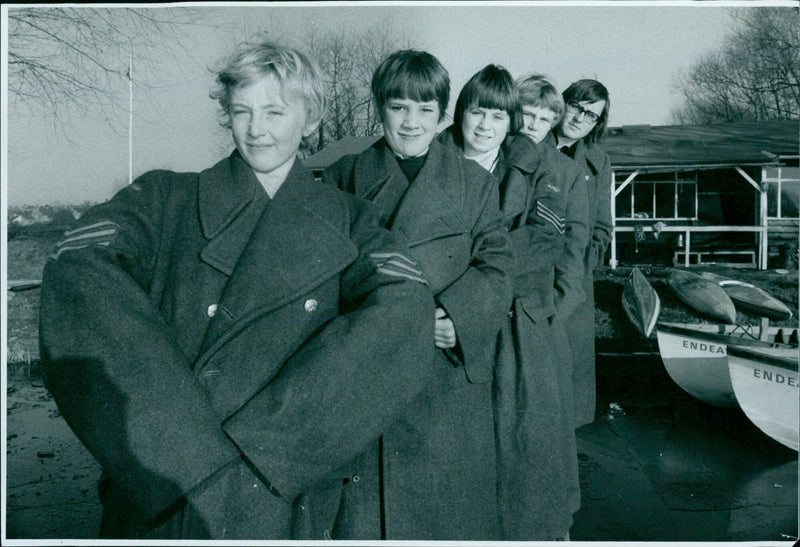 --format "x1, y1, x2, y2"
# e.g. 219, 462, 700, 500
435, 171, 514, 383
589, 150, 613, 269
554, 164, 591, 319
222, 196, 436, 501
39, 174, 240, 523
